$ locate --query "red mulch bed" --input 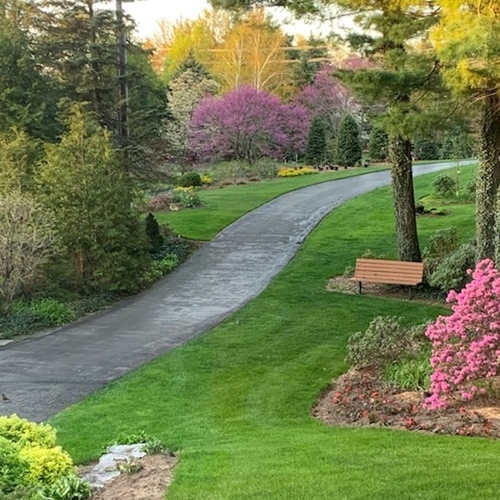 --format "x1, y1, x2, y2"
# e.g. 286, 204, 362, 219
313, 369, 500, 438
